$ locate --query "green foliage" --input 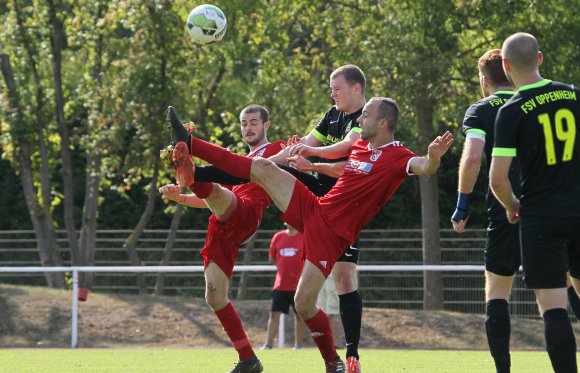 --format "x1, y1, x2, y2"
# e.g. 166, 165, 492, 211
1, 0, 579, 233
